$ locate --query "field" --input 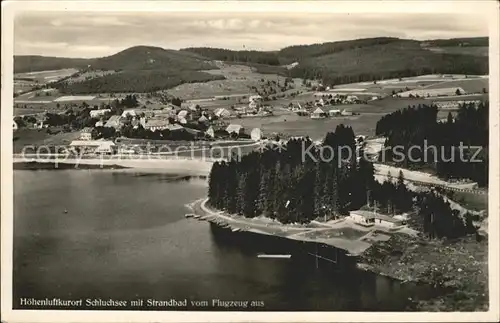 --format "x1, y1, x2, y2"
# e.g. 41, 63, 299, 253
235, 110, 382, 139
166, 63, 306, 100
421, 78, 488, 93
425, 46, 488, 57
14, 68, 78, 83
